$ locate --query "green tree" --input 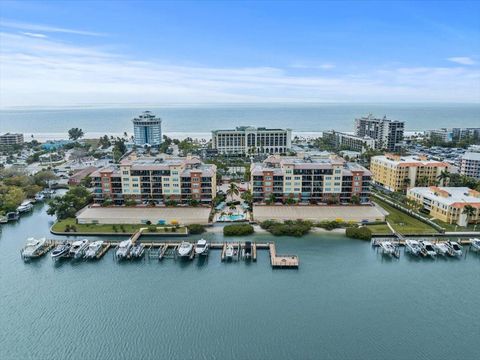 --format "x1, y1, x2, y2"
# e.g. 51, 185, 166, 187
462, 205, 476, 224
47, 186, 92, 220
68, 128, 84, 141
226, 182, 239, 201
0, 186, 25, 212
436, 169, 451, 186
